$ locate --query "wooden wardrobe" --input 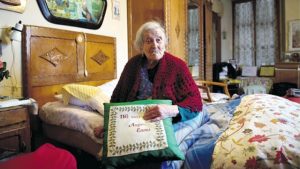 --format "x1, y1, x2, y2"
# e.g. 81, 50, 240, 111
127, 0, 214, 81
127, 0, 187, 61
